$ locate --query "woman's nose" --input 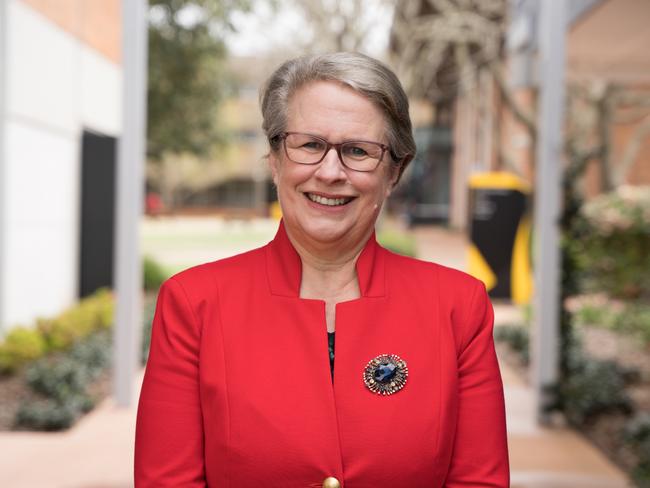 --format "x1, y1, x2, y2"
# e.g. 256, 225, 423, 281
314, 147, 347, 181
